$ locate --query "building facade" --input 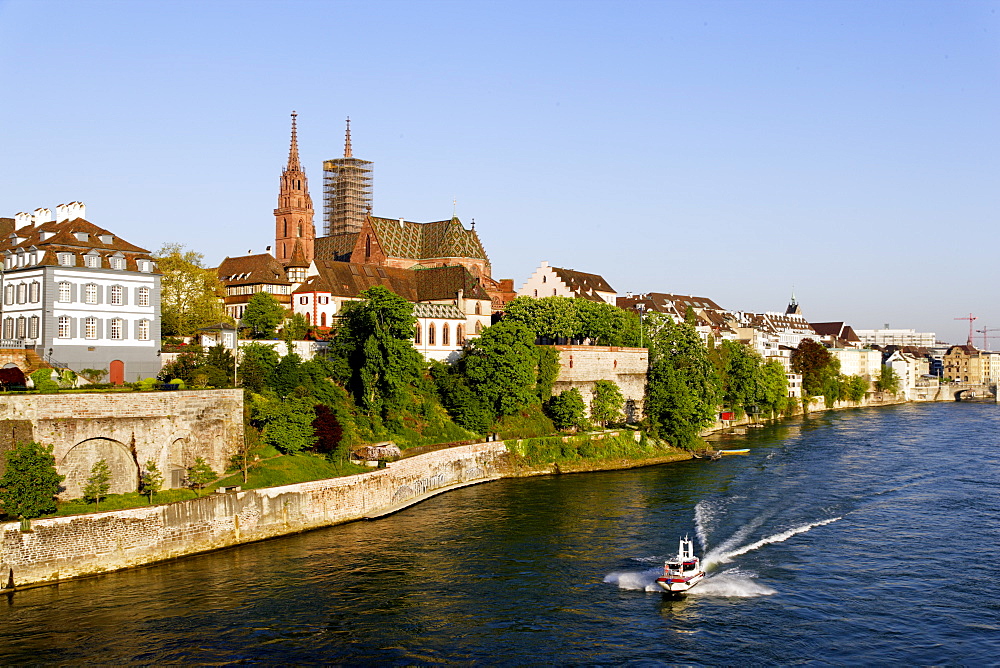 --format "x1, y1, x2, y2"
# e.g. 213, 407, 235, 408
519, 261, 617, 304
274, 111, 316, 264
0, 203, 160, 383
